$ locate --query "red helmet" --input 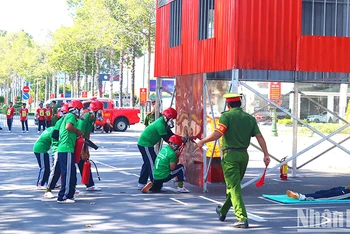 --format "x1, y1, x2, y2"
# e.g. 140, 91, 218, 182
89, 100, 103, 112
68, 100, 83, 109
60, 104, 69, 113
168, 135, 182, 148
163, 107, 177, 119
